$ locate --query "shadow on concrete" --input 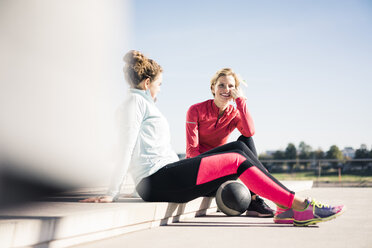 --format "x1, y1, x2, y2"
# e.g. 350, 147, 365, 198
167, 220, 319, 228
39, 195, 144, 203
159, 202, 185, 225
158, 197, 214, 225
0, 215, 61, 248
167, 223, 316, 228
